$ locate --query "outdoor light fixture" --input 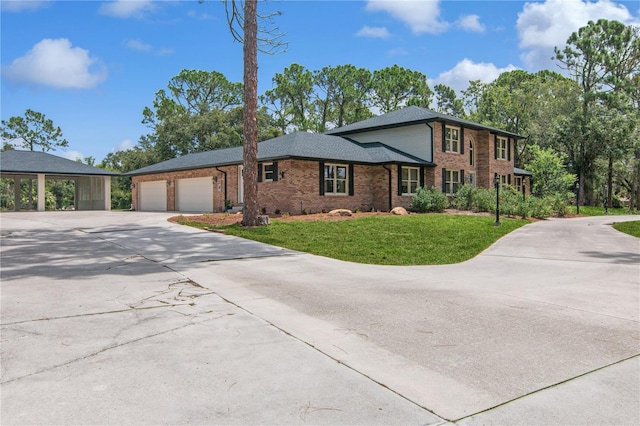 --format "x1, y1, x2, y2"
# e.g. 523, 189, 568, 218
130, 183, 135, 189
280, 171, 285, 179
212, 176, 218, 183
493, 174, 501, 226
166, 180, 172, 187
